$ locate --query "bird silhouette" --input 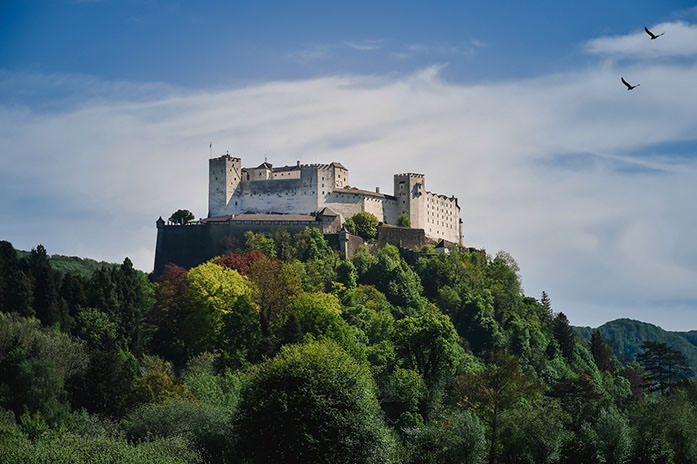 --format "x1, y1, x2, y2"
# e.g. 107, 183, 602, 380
621, 77, 640, 91
644, 26, 664, 40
